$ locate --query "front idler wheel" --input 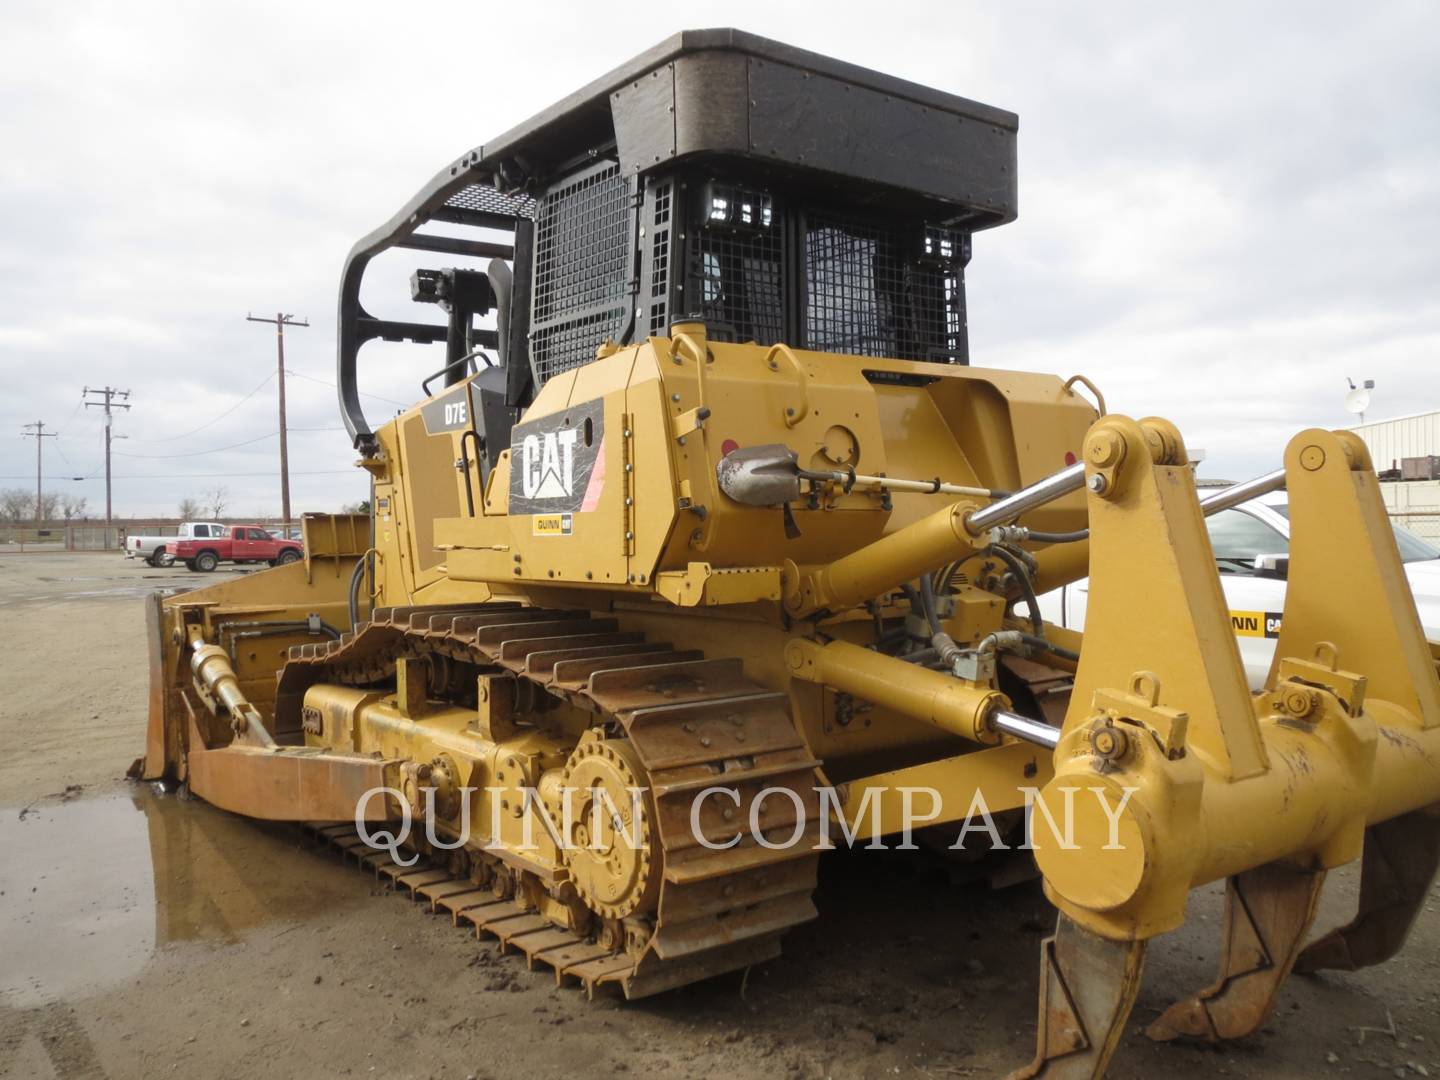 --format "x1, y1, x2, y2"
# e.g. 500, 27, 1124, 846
561, 731, 659, 922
